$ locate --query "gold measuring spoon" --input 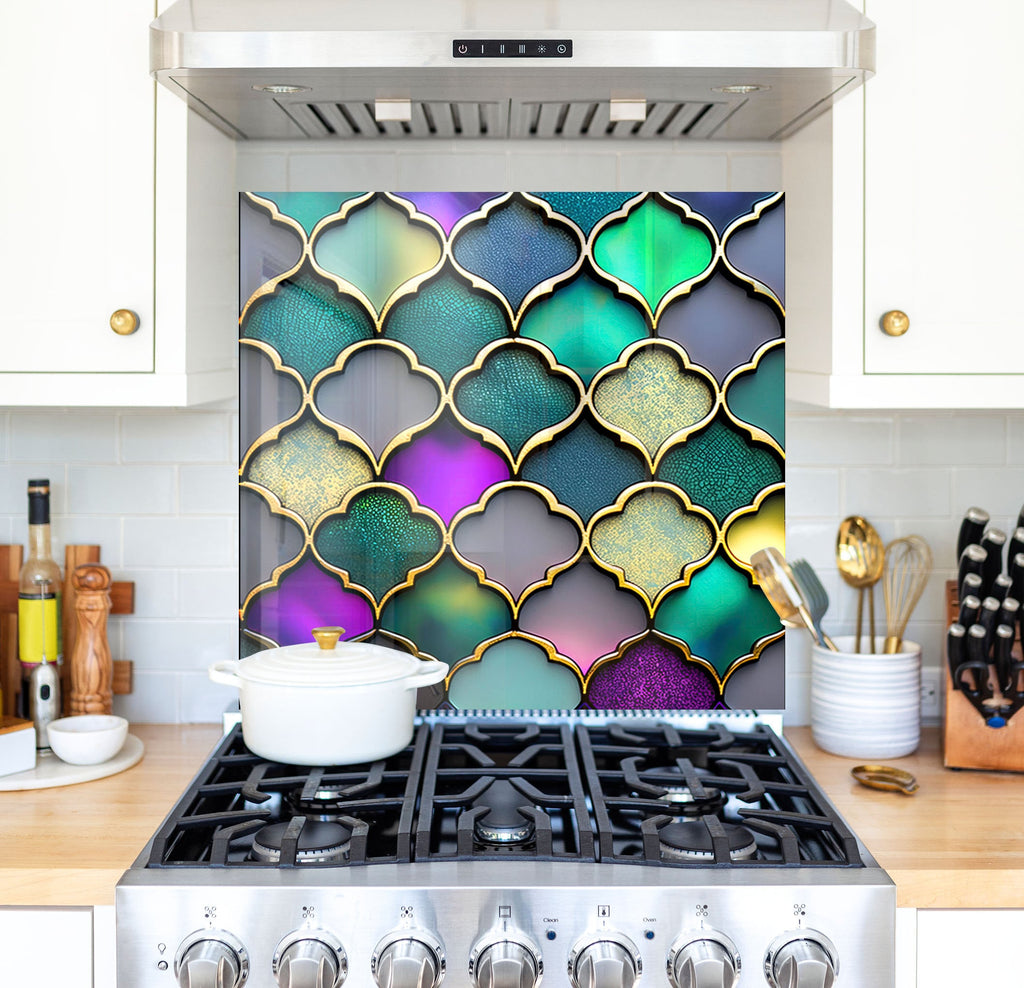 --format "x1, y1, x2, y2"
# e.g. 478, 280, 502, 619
837, 516, 886, 653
